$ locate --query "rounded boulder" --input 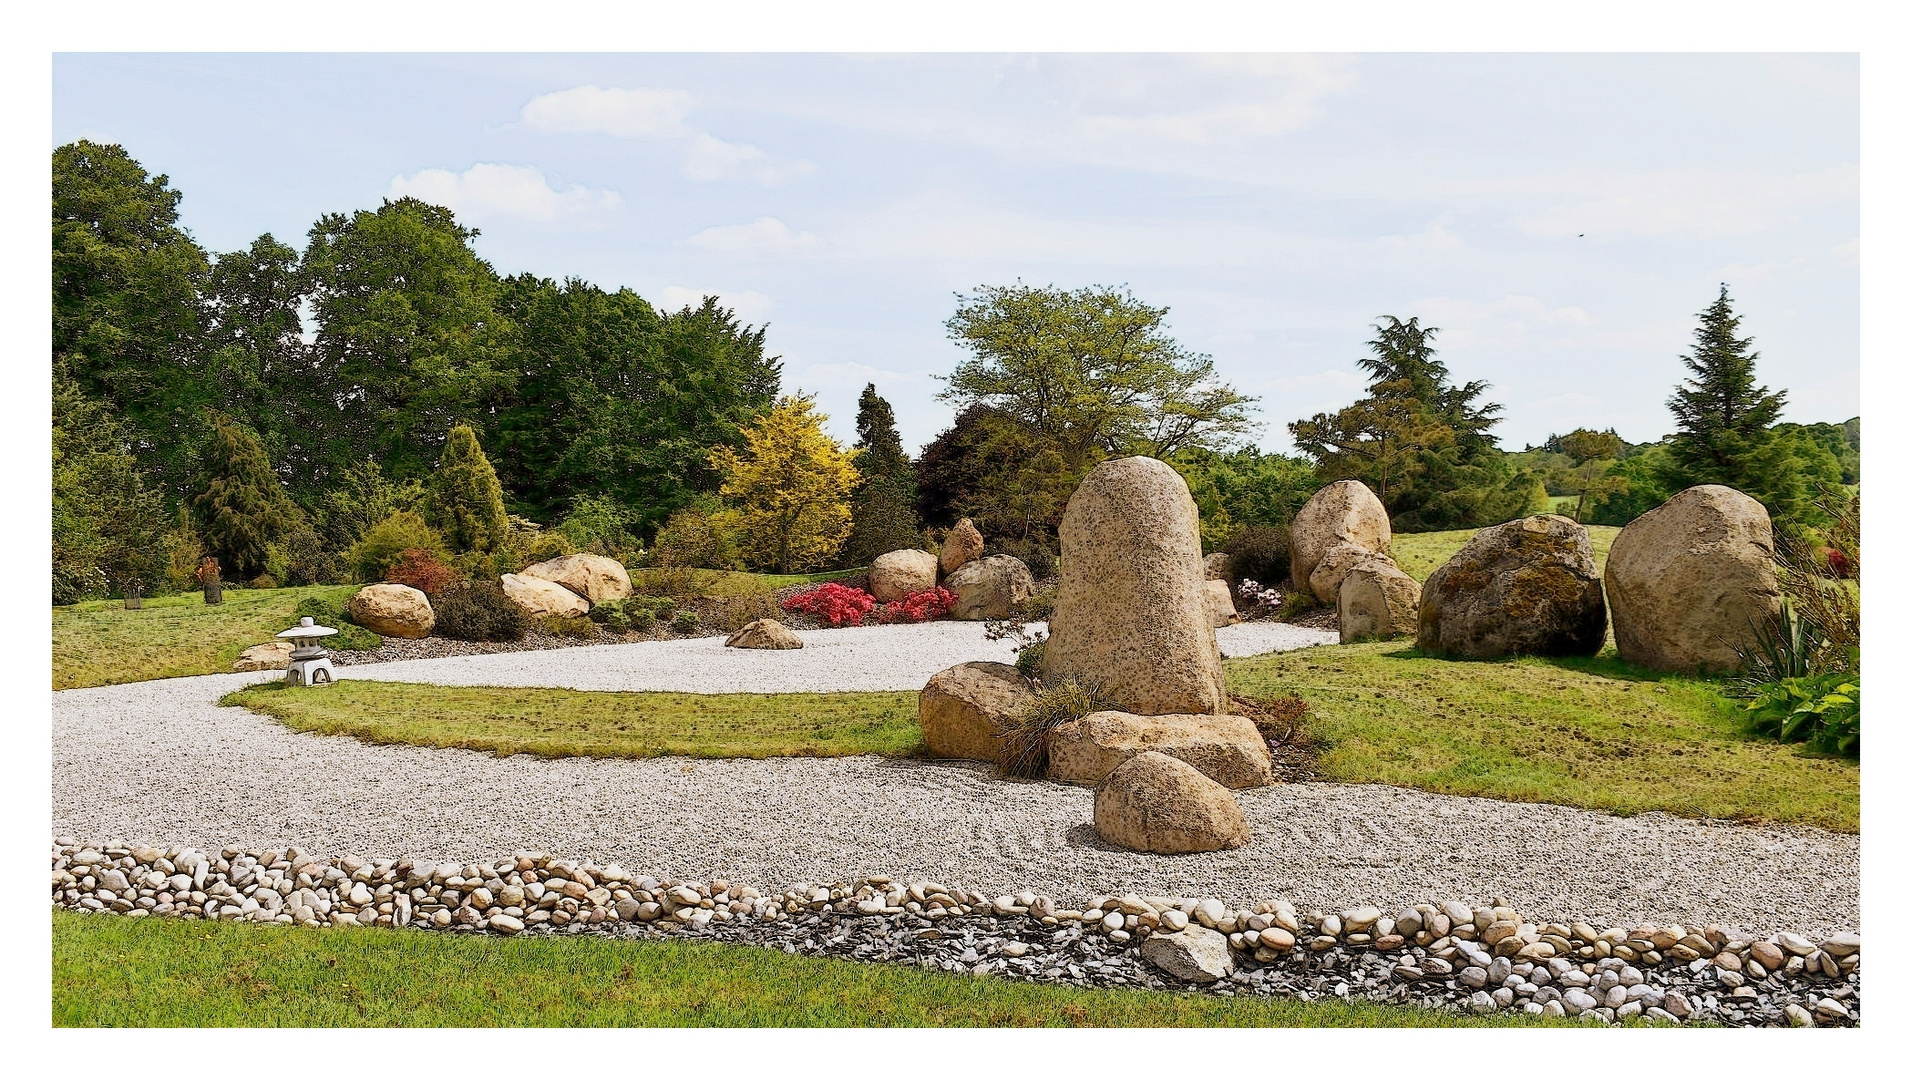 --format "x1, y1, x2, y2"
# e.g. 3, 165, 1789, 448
944, 554, 1034, 620
499, 573, 590, 618
347, 583, 435, 639
870, 549, 939, 602
1043, 456, 1226, 716
918, 661, 1036, 762
1049, 710, 1273, 789
1606, 485, 1782, 674
1417, 515, 1606, 659
1094, 751, 1250, 854
518, 553, 632, 605
1291, 480, 1392, 601
1338, 558, 1422, 642
724, 618, 804, 650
